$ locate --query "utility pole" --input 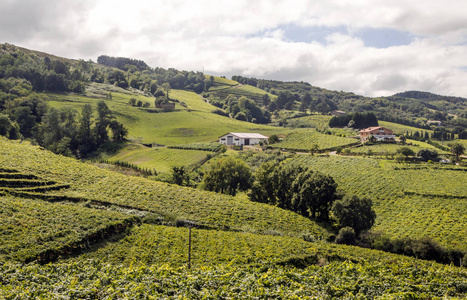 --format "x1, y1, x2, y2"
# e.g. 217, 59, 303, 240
188, 226, 192, 269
